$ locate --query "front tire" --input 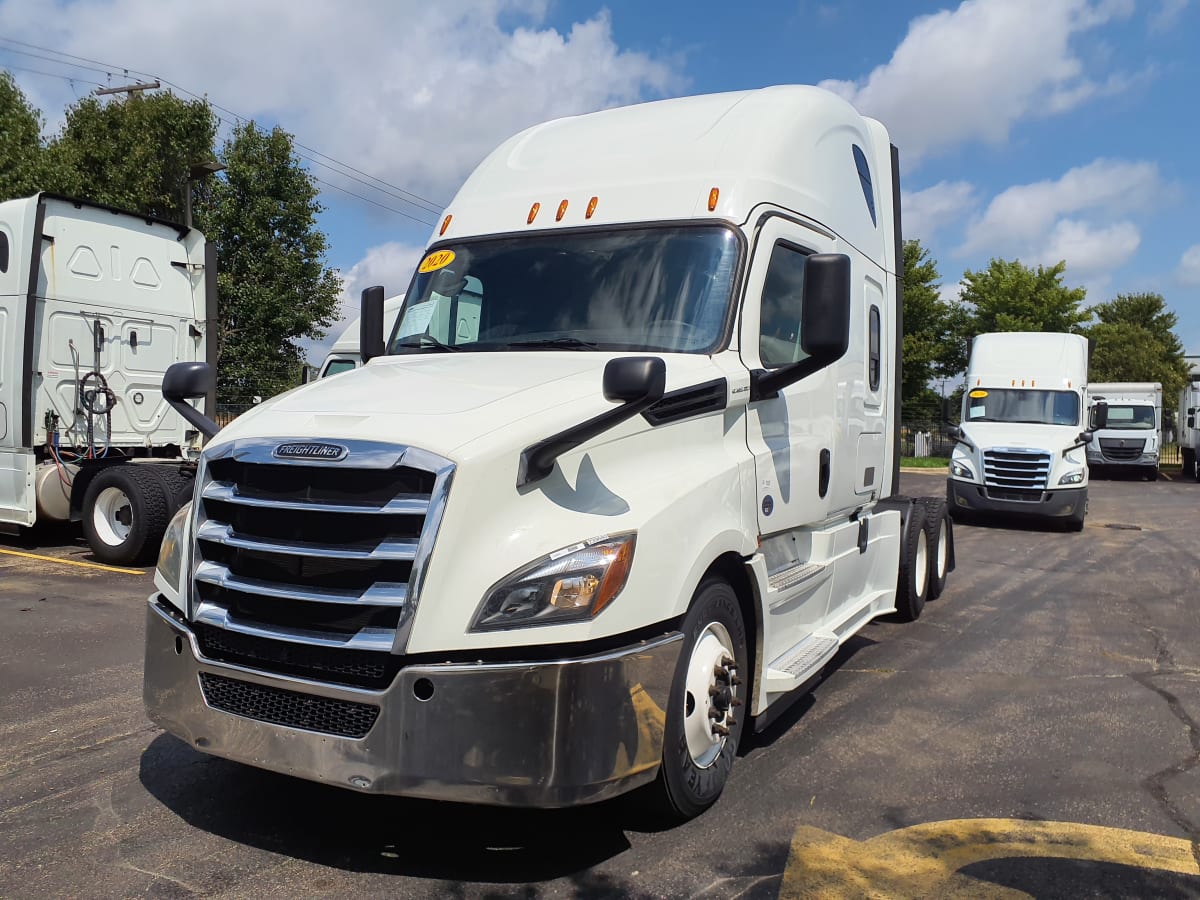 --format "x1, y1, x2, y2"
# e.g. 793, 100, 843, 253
645, 577, 748, 822
82, 466, 171, 566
